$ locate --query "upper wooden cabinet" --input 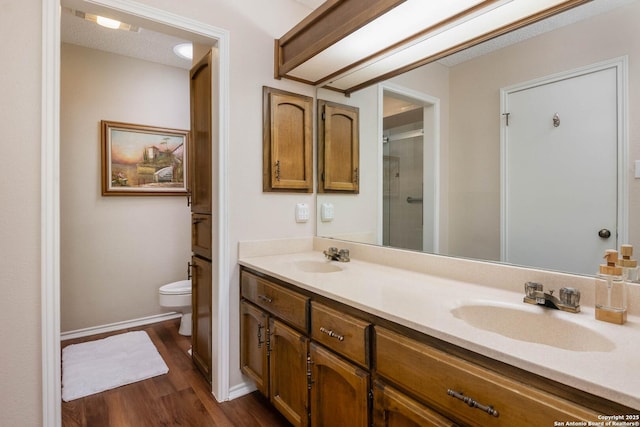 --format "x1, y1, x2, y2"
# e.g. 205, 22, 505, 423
189, 52, 213, 213
263, 87, 313, 193
317, 100, 359, 193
